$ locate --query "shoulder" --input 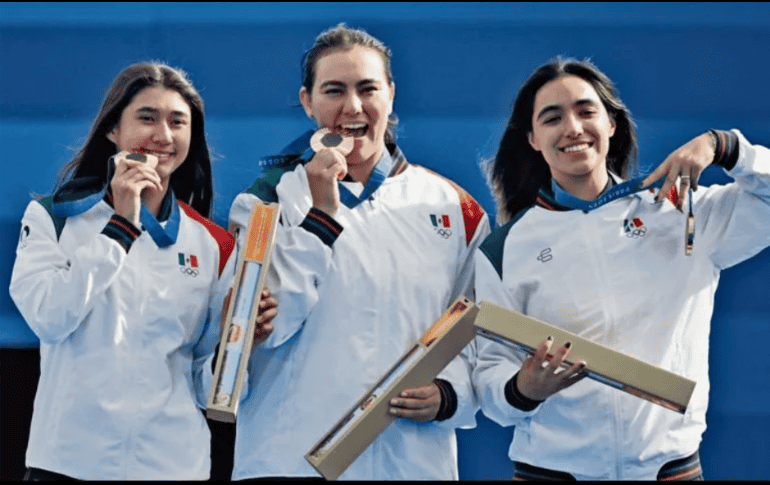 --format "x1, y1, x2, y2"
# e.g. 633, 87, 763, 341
179, 202, 235, 276
244, 154, 305, 203
412, 165, 487, 245
478, 206, 533, 279
33, 196, 67, 240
